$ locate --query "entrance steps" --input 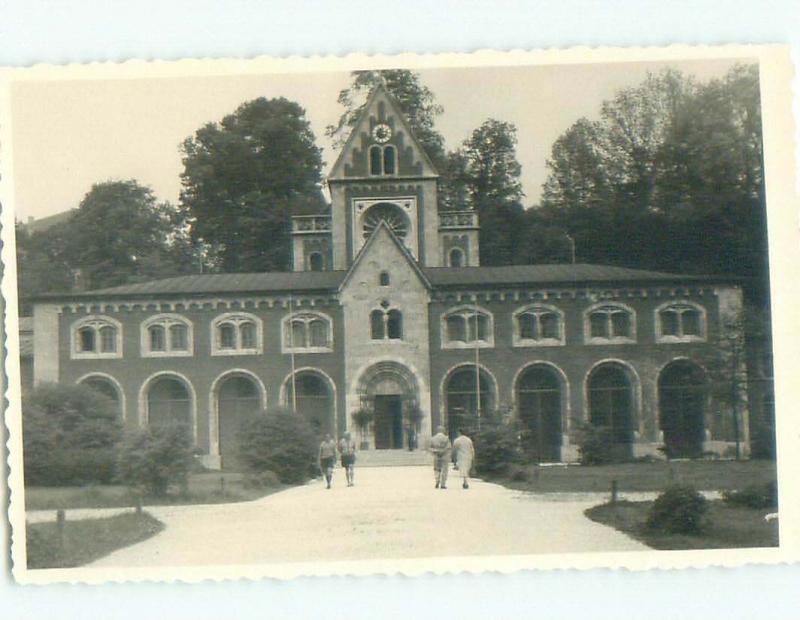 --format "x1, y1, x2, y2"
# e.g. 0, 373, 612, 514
355, 449, 433, 467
